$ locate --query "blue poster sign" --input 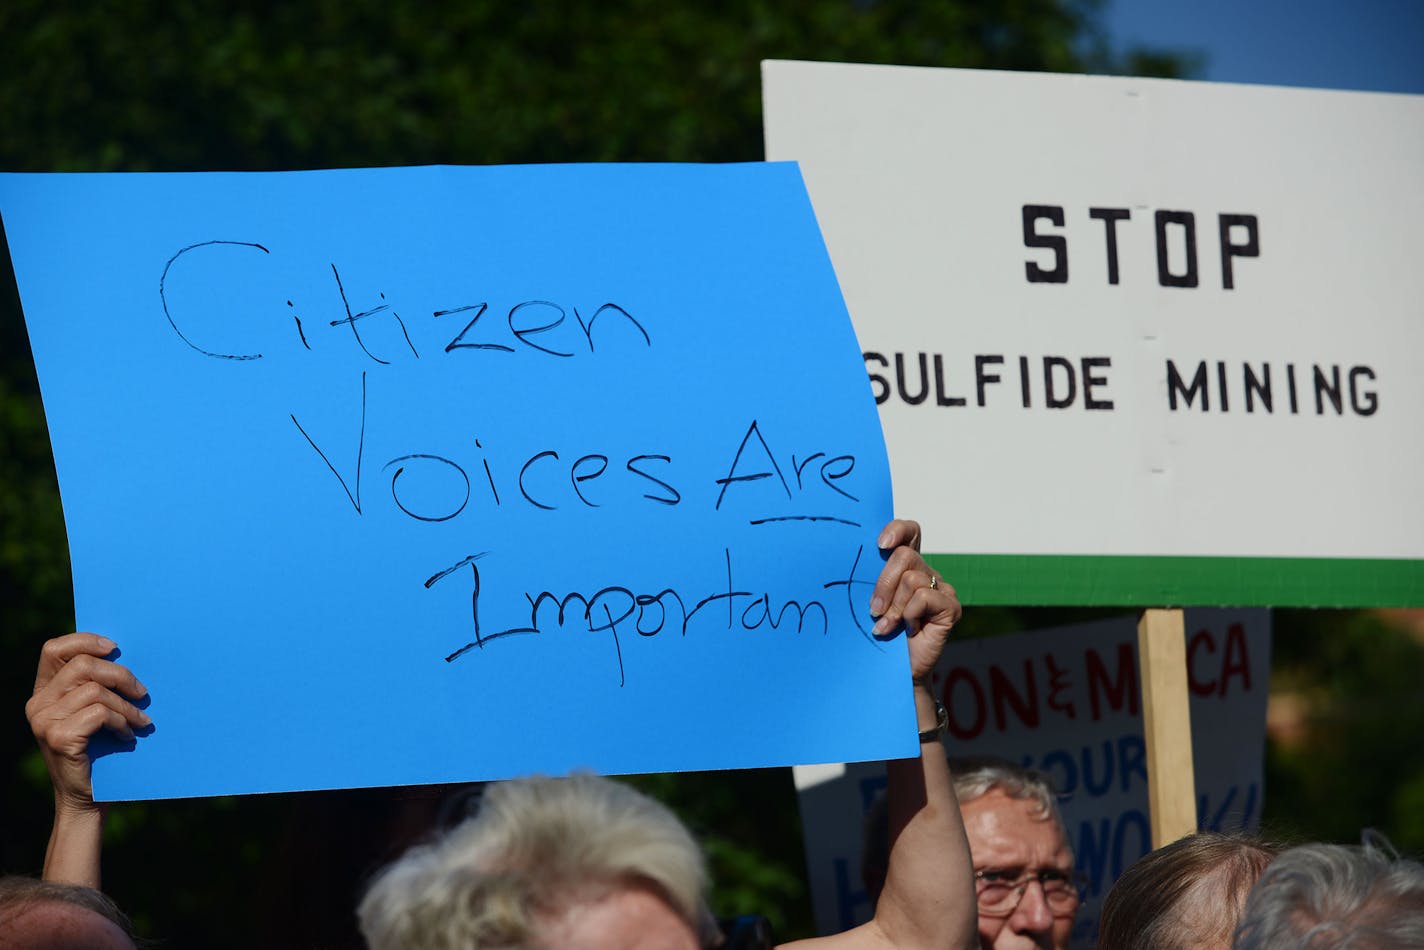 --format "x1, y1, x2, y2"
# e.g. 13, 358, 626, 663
1, 163, 909, 799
